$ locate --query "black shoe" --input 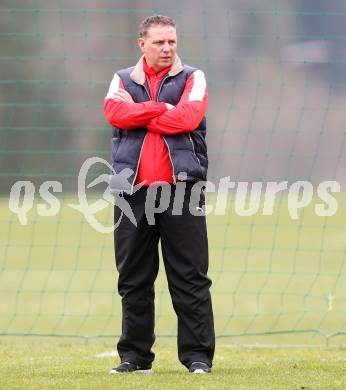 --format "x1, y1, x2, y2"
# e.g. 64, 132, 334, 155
109, 361, 152, 374
188, 361, 211, 374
